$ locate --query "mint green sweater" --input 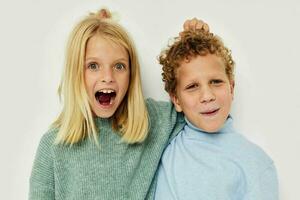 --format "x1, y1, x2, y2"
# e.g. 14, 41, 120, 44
29, 99, 184, 200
